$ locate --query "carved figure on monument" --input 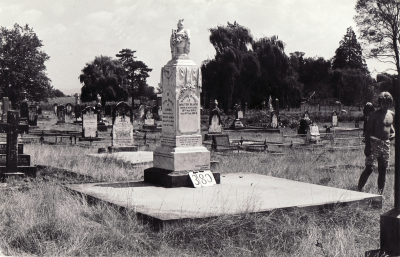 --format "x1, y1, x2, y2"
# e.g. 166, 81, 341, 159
170, 19, 191, 59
